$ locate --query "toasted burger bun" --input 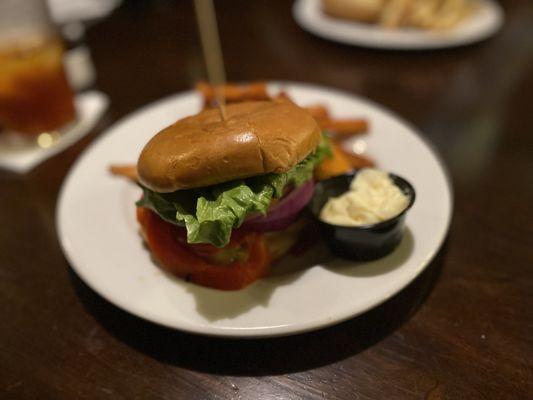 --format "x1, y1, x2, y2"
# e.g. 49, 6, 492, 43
138, 99, 321, 193
322, 0, 386, 23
